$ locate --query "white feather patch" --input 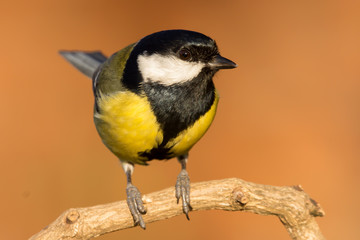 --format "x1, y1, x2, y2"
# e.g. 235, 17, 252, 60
137, 54, 205, 85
